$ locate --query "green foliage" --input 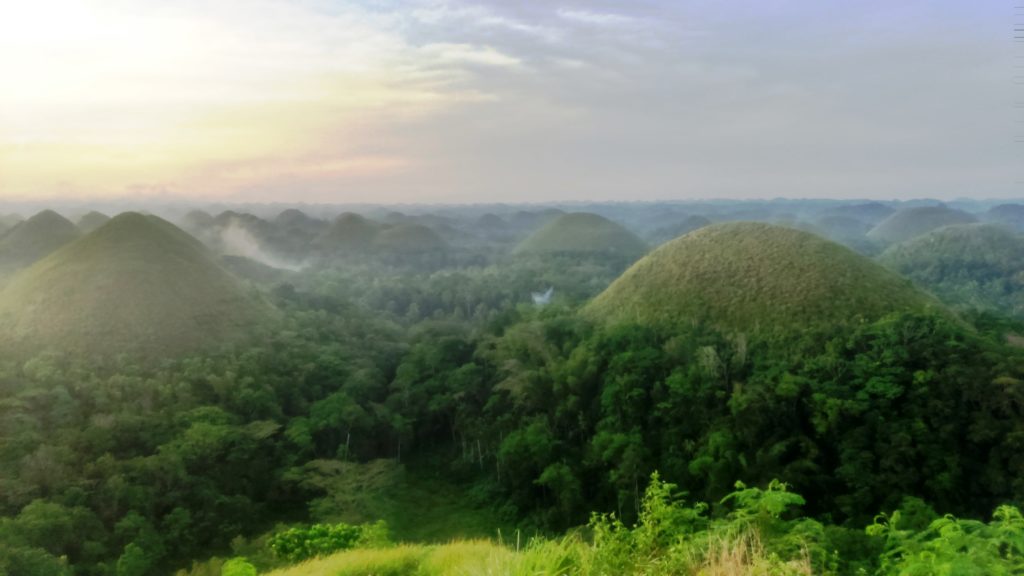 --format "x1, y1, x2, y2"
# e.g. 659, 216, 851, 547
221, 557, 258, 576
116, 543, 152, 576
2, 204, 1024, 576
268, 521, 389, 562
868, 505, 1024, 575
